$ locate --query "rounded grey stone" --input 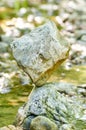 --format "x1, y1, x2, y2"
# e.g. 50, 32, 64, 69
30, 116, 58, 130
